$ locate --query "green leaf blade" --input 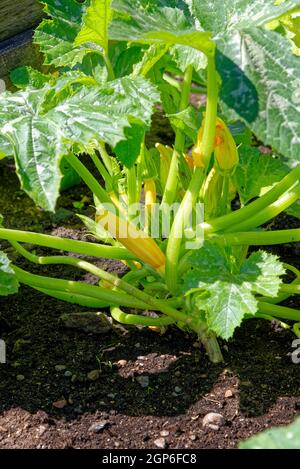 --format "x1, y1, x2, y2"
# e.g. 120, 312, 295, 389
0, 251, 19, 296
240, 416, 300, 449
75, 0, 113, 53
